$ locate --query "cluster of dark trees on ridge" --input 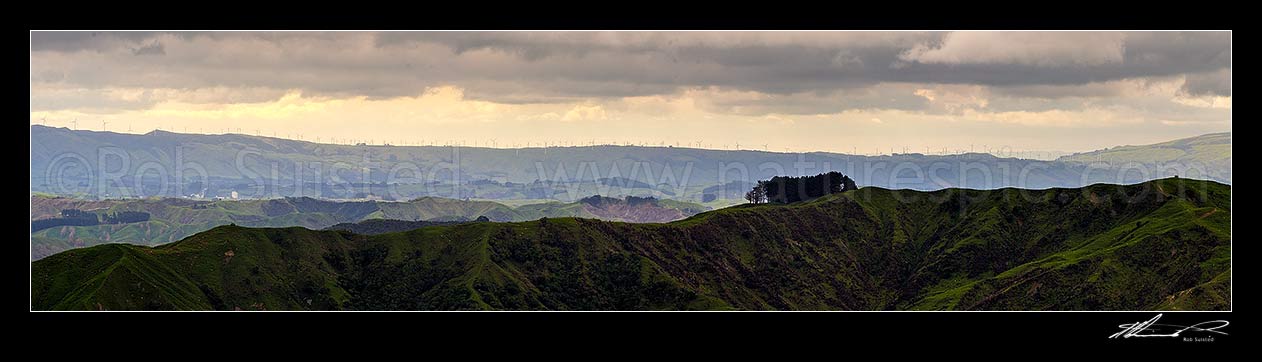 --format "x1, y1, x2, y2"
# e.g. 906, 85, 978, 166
31, 209, 151, 232
745, 171, 858, 204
